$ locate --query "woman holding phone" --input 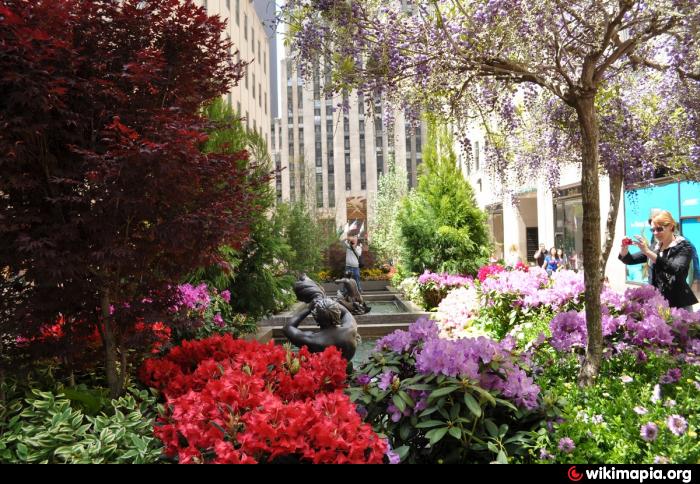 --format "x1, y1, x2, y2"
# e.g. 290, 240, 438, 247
619, 210, 697, 311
